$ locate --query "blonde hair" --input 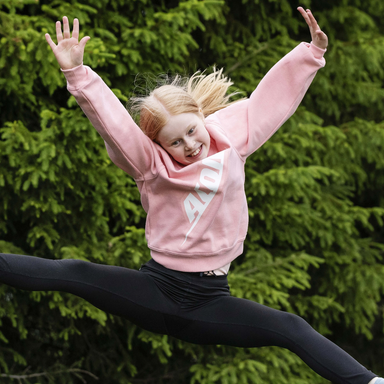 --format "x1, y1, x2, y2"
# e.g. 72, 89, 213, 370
130, 68, 244, 141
